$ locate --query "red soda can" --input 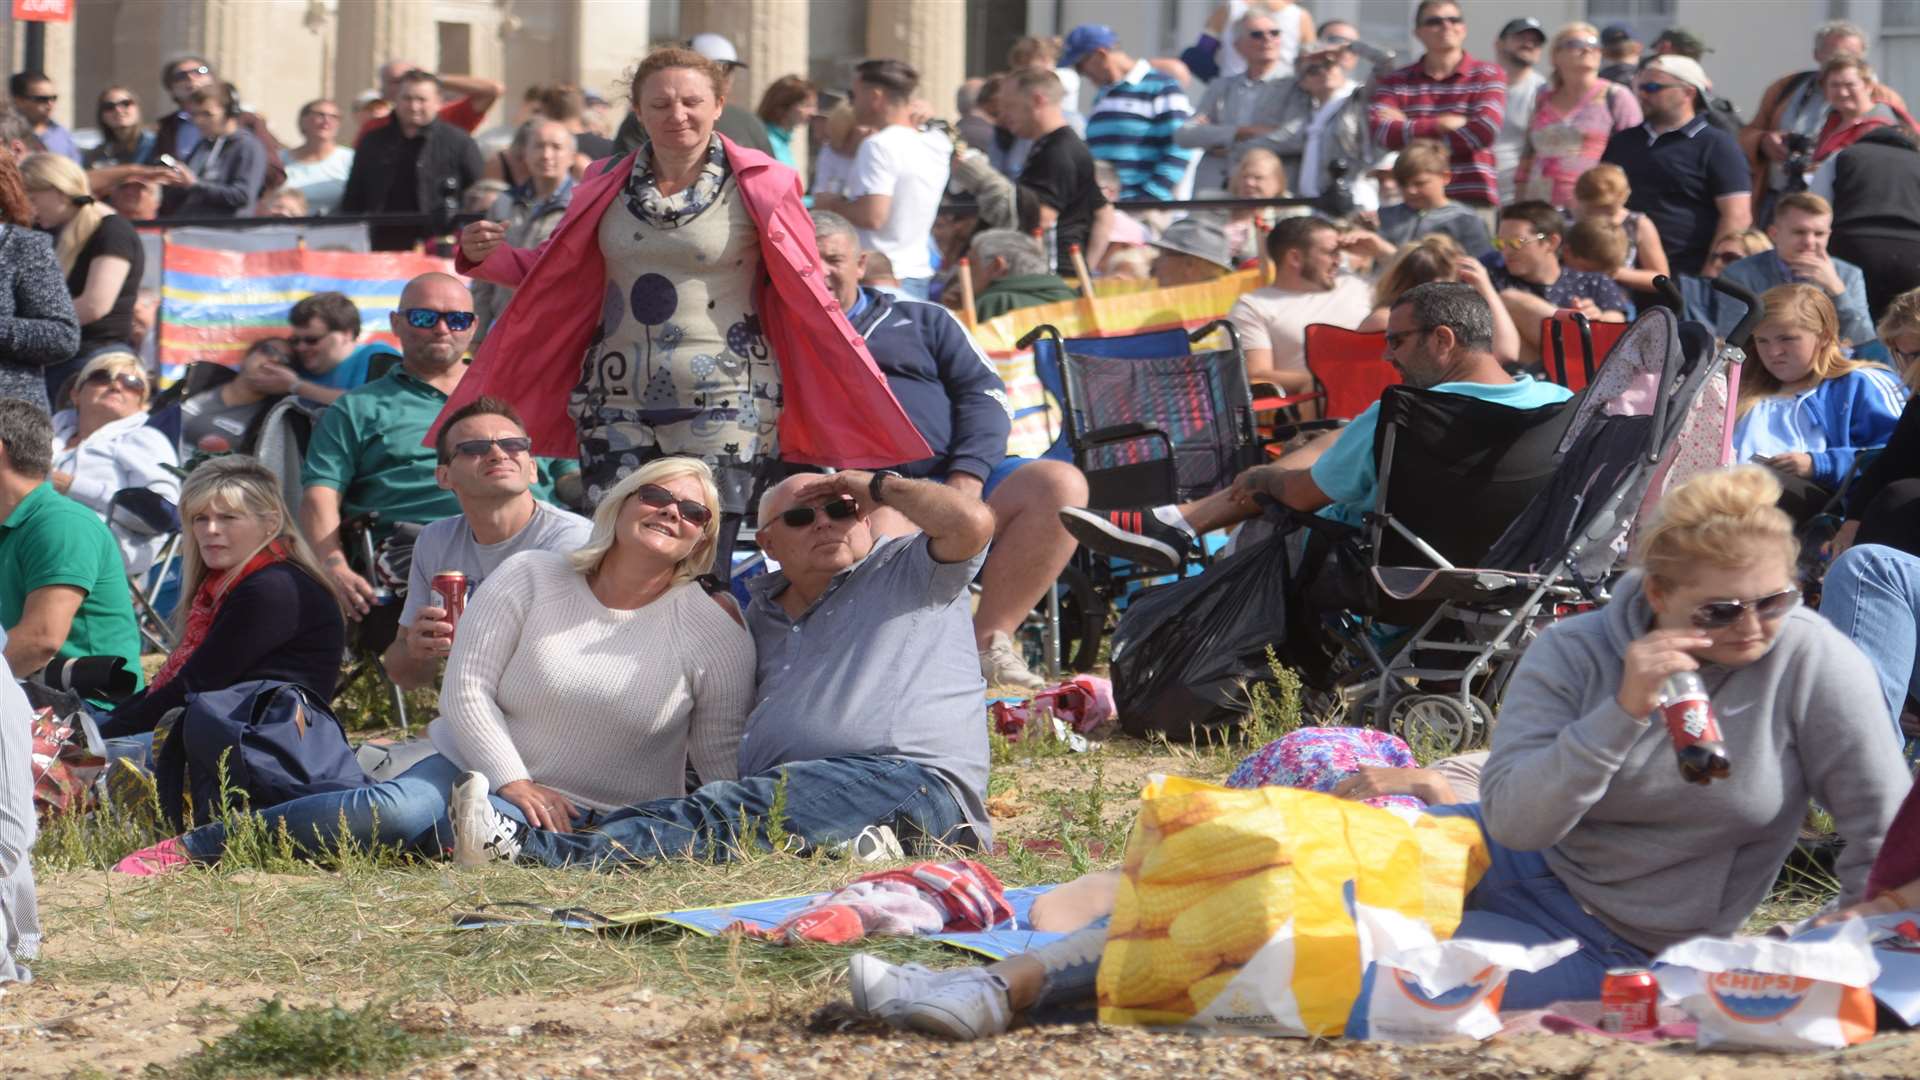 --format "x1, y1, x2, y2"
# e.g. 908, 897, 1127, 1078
429, 570, 468, 634
1600, 967, 1659, 1033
